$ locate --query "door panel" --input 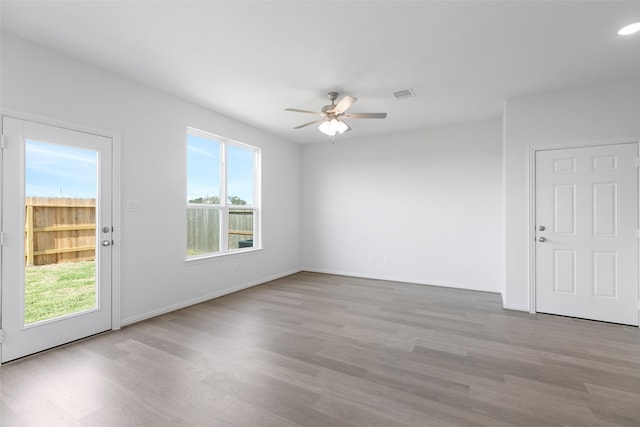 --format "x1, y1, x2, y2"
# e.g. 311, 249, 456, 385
1, 117, 112, 362
593, 182, 617, 235
535, 143, 639, 325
